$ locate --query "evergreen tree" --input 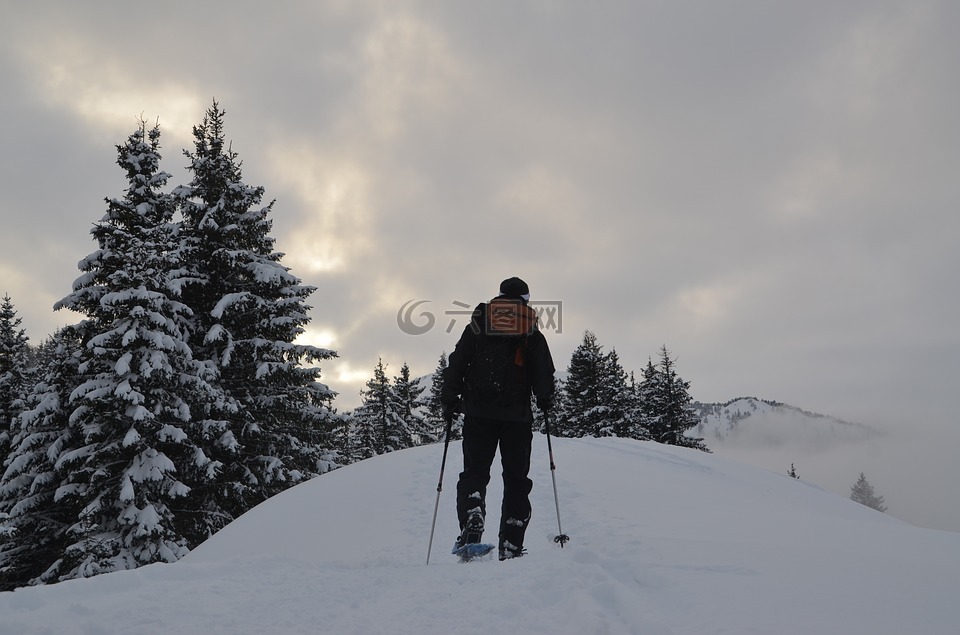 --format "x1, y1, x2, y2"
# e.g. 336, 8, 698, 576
394, 362, 430, 446
635, 358, 658, 438
0, 294, 32, 463
598, 348, 635, 438
7, 122, 213, 585
560, 331, 607, 437
327, 414, 355, 466
560, 332, 639, 438
175, 101, 338, 527
639, 345, 708, 452
625, 370, 650, 440
0, 329, 83, 590
346, 406, 377, 462
51, 122, 215, 578
850, 472, 887, 512
424, 353, 449, 441
352, 359, 407, 456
